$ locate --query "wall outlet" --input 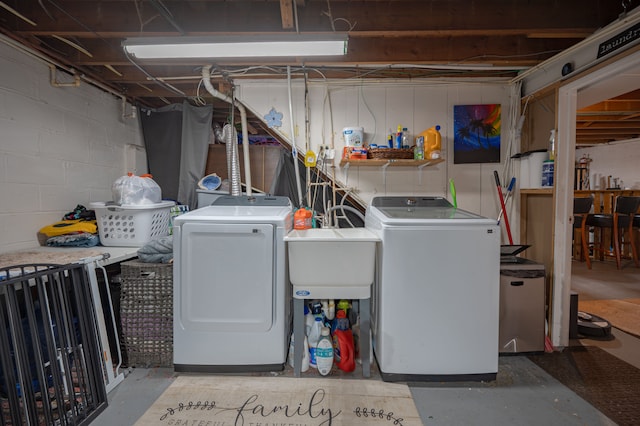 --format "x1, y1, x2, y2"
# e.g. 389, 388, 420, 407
325, 148, 336, 159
